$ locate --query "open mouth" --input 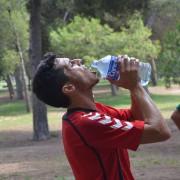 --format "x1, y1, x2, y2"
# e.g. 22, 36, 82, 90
90, 71, 97, 75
